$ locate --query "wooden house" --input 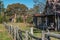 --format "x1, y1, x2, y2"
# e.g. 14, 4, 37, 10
33, 0, 60, 31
